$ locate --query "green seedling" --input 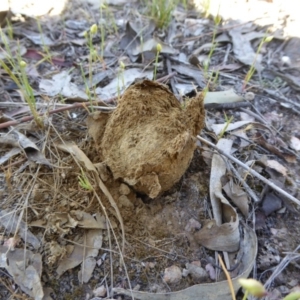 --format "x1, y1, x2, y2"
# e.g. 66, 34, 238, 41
6, 20, 14, 40
153, 43, 162, 80
204, 12, 221, 76
19, 60, 43, 128
0, 31, 43, 128
36, 17, 52, 63
239, 278, 267, 299
283, 291, 300, 300
239, 277, 300, 300
201, 0, 211, 18
85, 23, 99, 87
243, 35, 273, 90
99, 4, 106, 58
78, 169, 93, 191
218, 113, 233, 139
145, 0, 177, 29
79, 63, 94, 112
